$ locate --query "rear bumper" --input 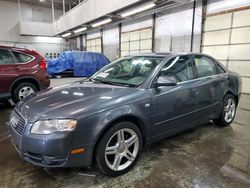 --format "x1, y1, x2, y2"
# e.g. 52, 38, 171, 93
10, 120, 93, 168
40, 75, 50, 90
